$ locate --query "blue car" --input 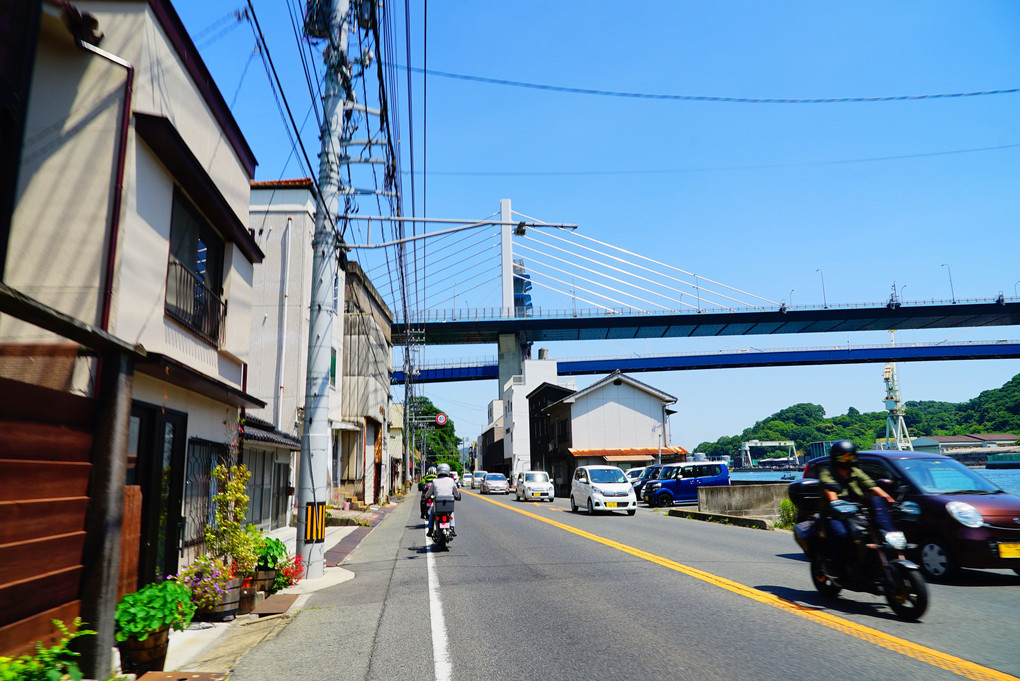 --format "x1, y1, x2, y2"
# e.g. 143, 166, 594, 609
644, 462, 730, 507
632, 464, 664, 503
